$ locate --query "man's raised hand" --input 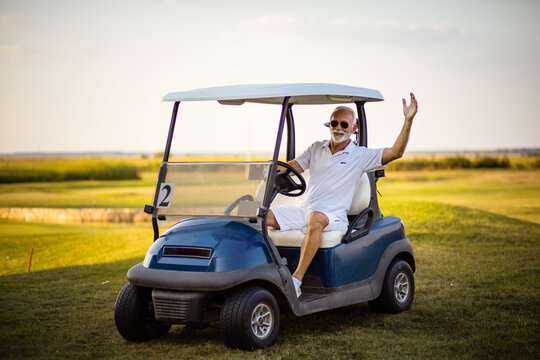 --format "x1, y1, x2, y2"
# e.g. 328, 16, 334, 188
402, 93, 418, 122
